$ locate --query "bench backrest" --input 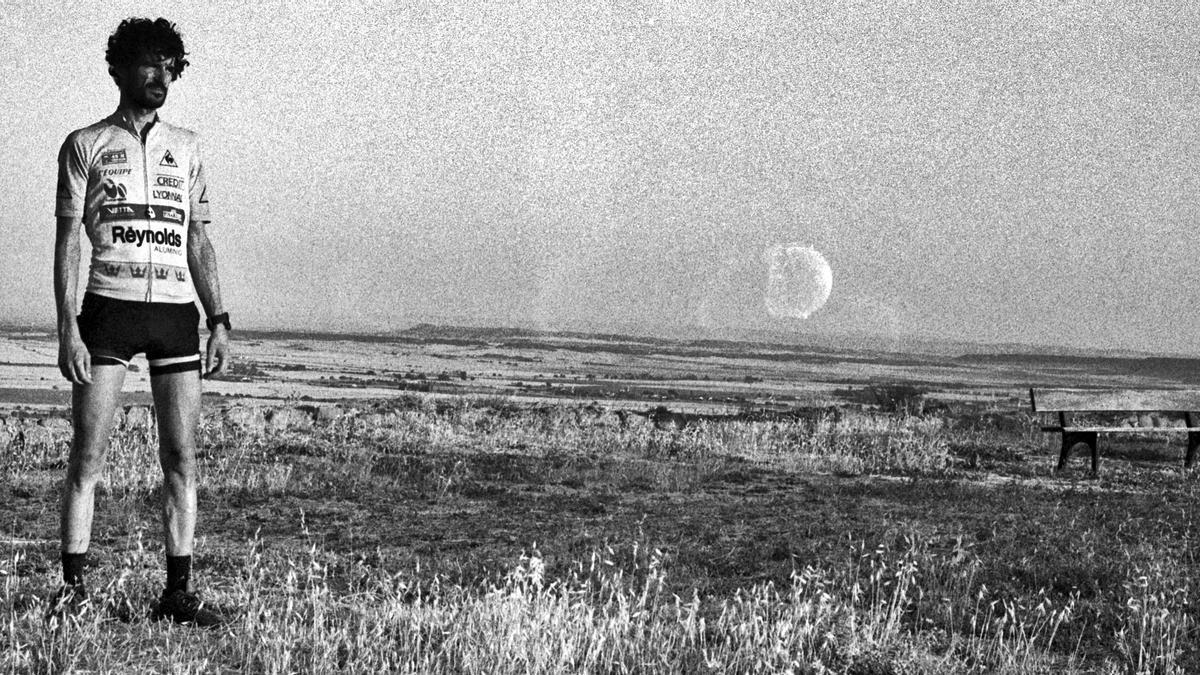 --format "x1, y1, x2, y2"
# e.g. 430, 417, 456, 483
1030, 388, 1200, 413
